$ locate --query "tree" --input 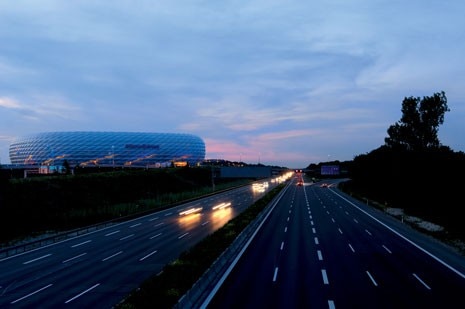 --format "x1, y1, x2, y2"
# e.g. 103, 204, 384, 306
384, 91, 449, 151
